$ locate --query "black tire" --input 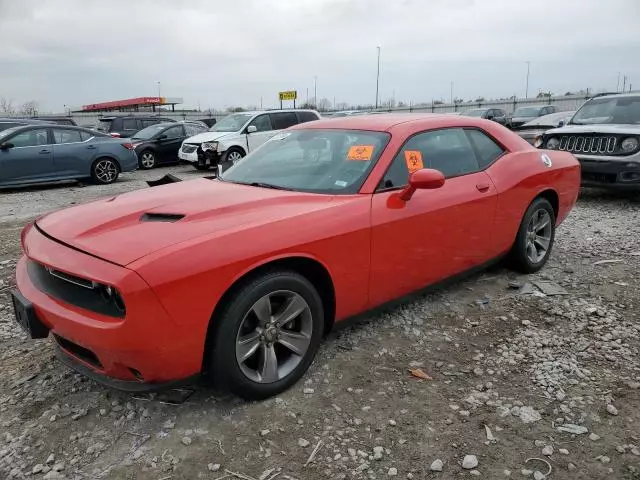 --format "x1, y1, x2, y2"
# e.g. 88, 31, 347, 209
209, 270, 324, 400
90, 158, 120, 185
194, 164, 210, 171
138, 150, 157, 169
222, 147, 245, 165
510, 197, 556, 273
